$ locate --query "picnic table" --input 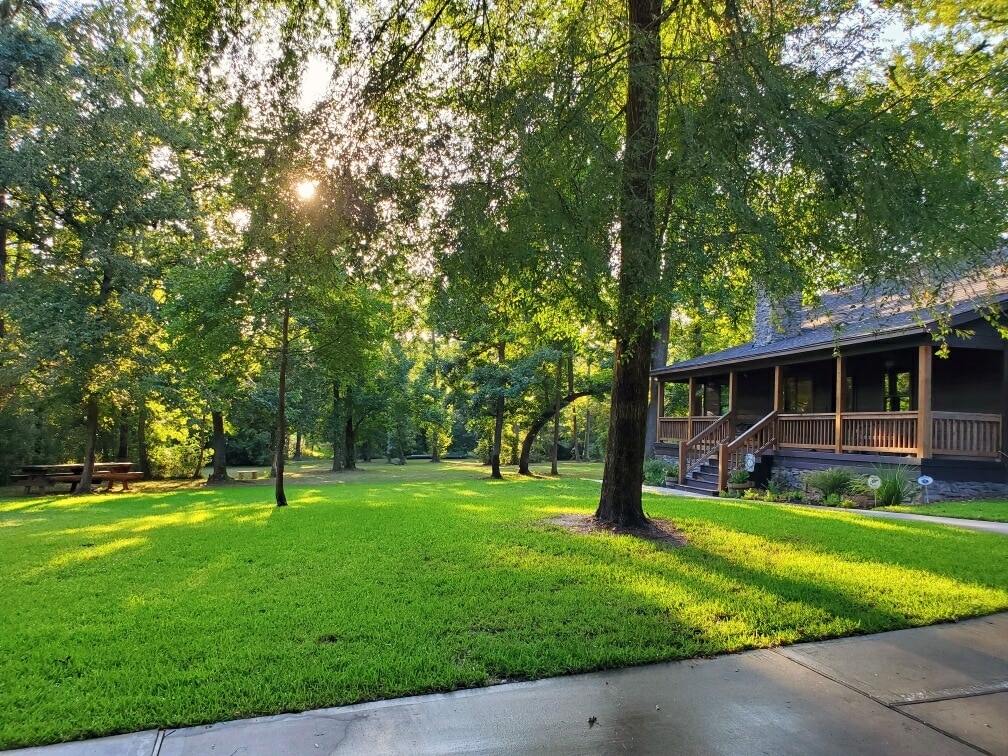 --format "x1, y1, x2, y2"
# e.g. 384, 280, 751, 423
13, 462, 143, 494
